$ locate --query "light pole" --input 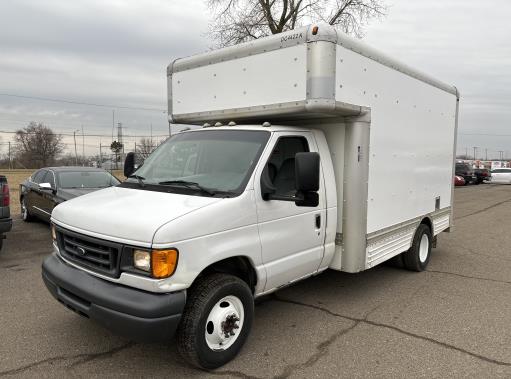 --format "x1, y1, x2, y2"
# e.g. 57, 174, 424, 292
81, 125, 85, 166
472, 146, 478, 161
73, 130, 80, 165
